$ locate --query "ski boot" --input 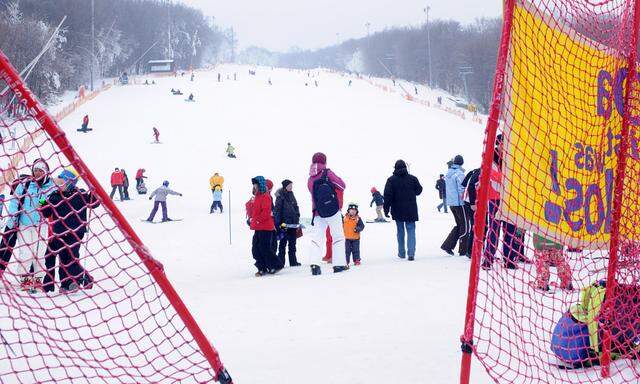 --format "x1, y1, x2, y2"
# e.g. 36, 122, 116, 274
333, 265, 349, 273
310, 265, 321, 276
